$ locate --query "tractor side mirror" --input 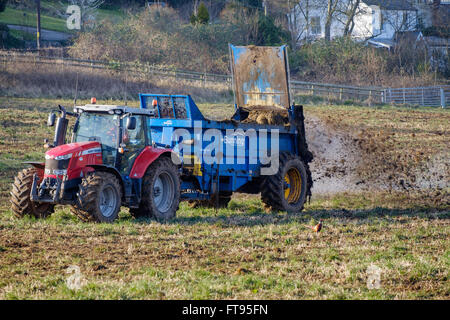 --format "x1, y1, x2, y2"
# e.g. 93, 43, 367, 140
126, 116, 136, 130
47, 112, 56, 127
